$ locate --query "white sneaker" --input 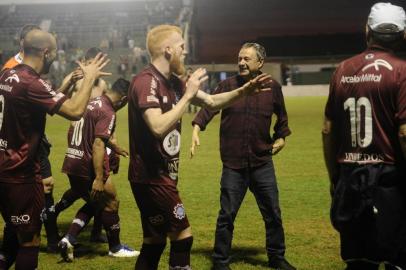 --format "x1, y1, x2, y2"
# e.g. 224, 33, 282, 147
108, 244, 140, 258
58, 237, 74, 262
